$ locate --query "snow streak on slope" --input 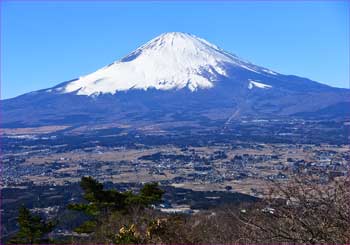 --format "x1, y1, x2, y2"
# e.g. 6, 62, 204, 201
248, 80, 272, 89
62, 32, 275, 96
